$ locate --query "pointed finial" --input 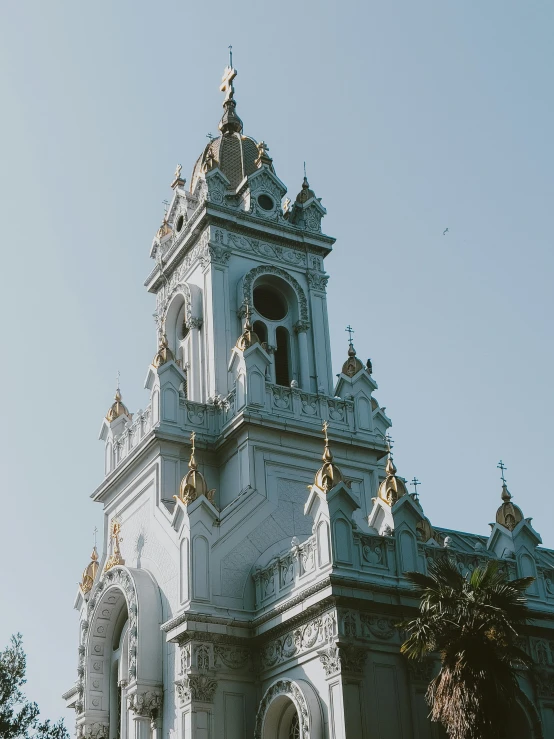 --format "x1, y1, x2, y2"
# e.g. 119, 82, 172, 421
228, 44, 233, 68
171, 163, 185, 189
497, 460, 507, 485
219, 53, 243, 135
313, 420, 344, 492
104, 517, 125, 572
236, 302, 260, 350
189, 431, 197, 470
411, 477, 420, 502
93, 526, 98, 548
